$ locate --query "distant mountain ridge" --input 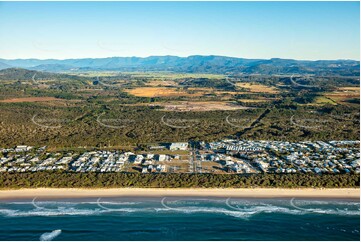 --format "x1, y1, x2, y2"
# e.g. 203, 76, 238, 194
0, 55, 359, 75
